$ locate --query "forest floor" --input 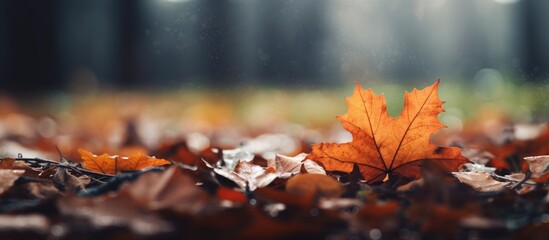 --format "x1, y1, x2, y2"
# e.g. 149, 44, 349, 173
1, 82, 548, 239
